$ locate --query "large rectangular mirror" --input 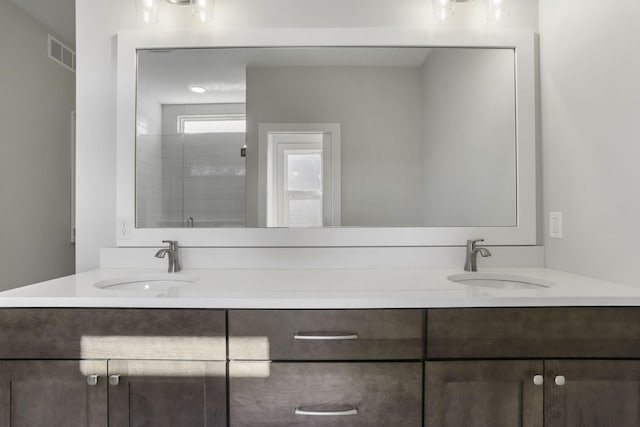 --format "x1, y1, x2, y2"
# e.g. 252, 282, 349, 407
136, 47, 517, 229
117, 29, 536, 246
